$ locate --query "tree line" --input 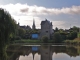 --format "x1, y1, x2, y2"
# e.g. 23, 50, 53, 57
52, 26, 79, 43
